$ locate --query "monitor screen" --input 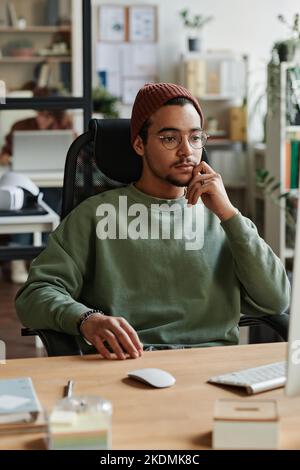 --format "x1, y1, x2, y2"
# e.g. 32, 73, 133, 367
285, 199, 300, 397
